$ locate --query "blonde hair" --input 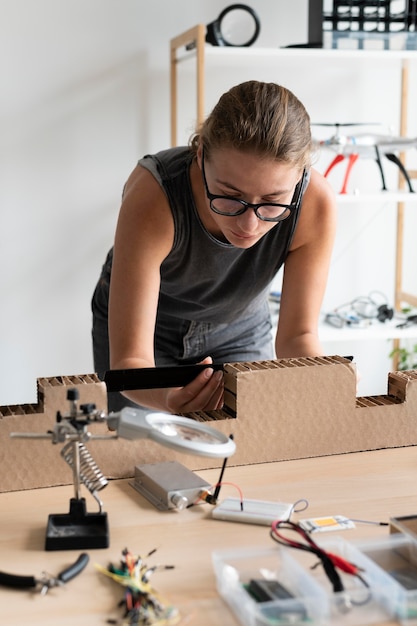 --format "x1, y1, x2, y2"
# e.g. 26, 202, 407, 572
190, 80, 312, 170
